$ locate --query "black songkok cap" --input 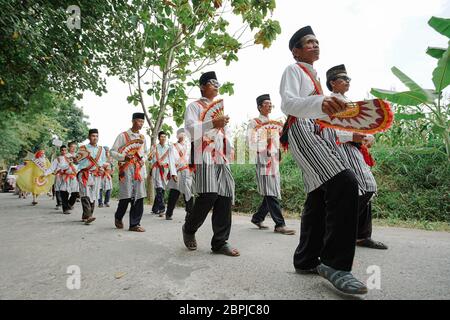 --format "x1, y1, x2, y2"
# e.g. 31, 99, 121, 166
326, 64, 347, 91
132, 112, 145, 120
289, 26, 315, 51
256, 94, 271, 108
199, 71, 217, 86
